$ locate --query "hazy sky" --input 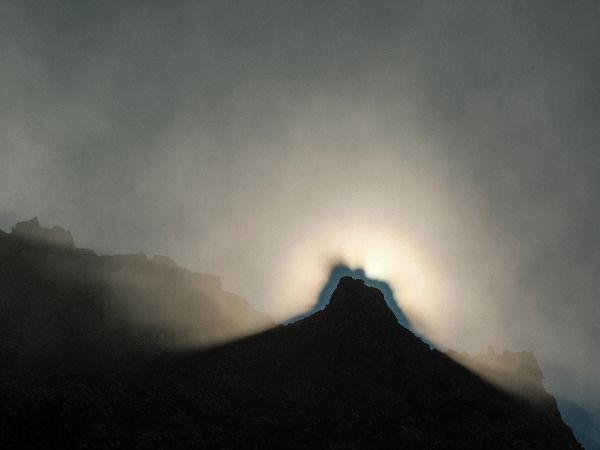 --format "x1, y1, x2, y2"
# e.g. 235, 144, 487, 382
1, 0, 599, 441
